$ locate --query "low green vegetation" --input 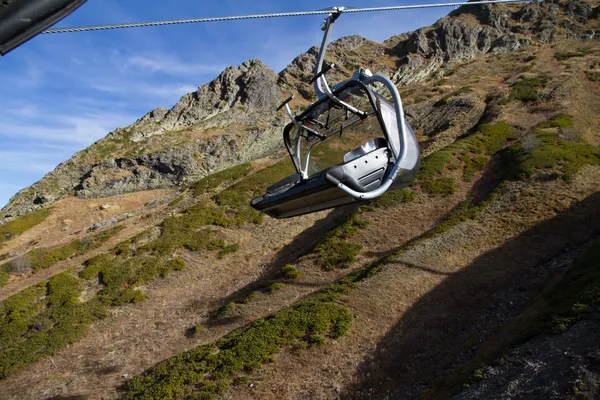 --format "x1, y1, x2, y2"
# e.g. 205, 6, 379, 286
507, 130, 600, 182
421, 177, 456, 195
213, 159, 296, 226
314, 214, 368, 270
215, 301, 237, 317
0, 226, 124, 282
191, 163, 251, 197
461, 154, 488, 182
508, 76, 544, 102
400, 88, 416, 98
121, 299, 352, 399
0, 208, 52, 246
435, 86, 473, 106
523, 55, 536, 62
554, 51, 585, 61
417, 122, 515, 194
419, 151, 454, 179
15, 226, 124, 273
217, 243, 240, 259
536, 113, 573, 129
79, 254, 187, 306
316, 240, 362, 271
364, 189, 416, 210
266, 282, 285, 293
190, 324, 205, 338
429, 195, 496, 238
281, 264, 302, 279
0, 272, 108, 378
0, 264, 9, 286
